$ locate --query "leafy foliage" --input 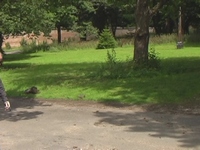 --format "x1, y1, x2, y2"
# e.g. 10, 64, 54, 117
21, 40, 50, 53
5, 42, 11, 49
97, 49, 130, 79
147, 48, 161, 69
0, 0, 54, 35
75, 22, 98, 40
75, 1, 96, 40
97, 47, 161, 79
97, 29, 117, 49
92, 1, 136, 36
